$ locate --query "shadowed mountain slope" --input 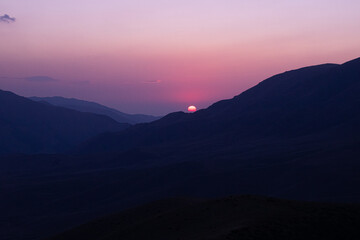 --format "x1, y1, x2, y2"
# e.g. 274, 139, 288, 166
49, 195, 360, 240
29, 96, 161, 124
0, 90, 129, 154
79, 58, 360, 154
